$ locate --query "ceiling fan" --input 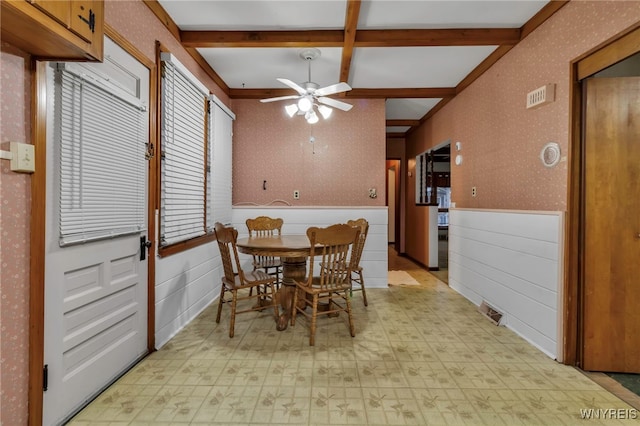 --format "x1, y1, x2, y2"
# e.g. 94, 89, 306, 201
260, 48, 353, 124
